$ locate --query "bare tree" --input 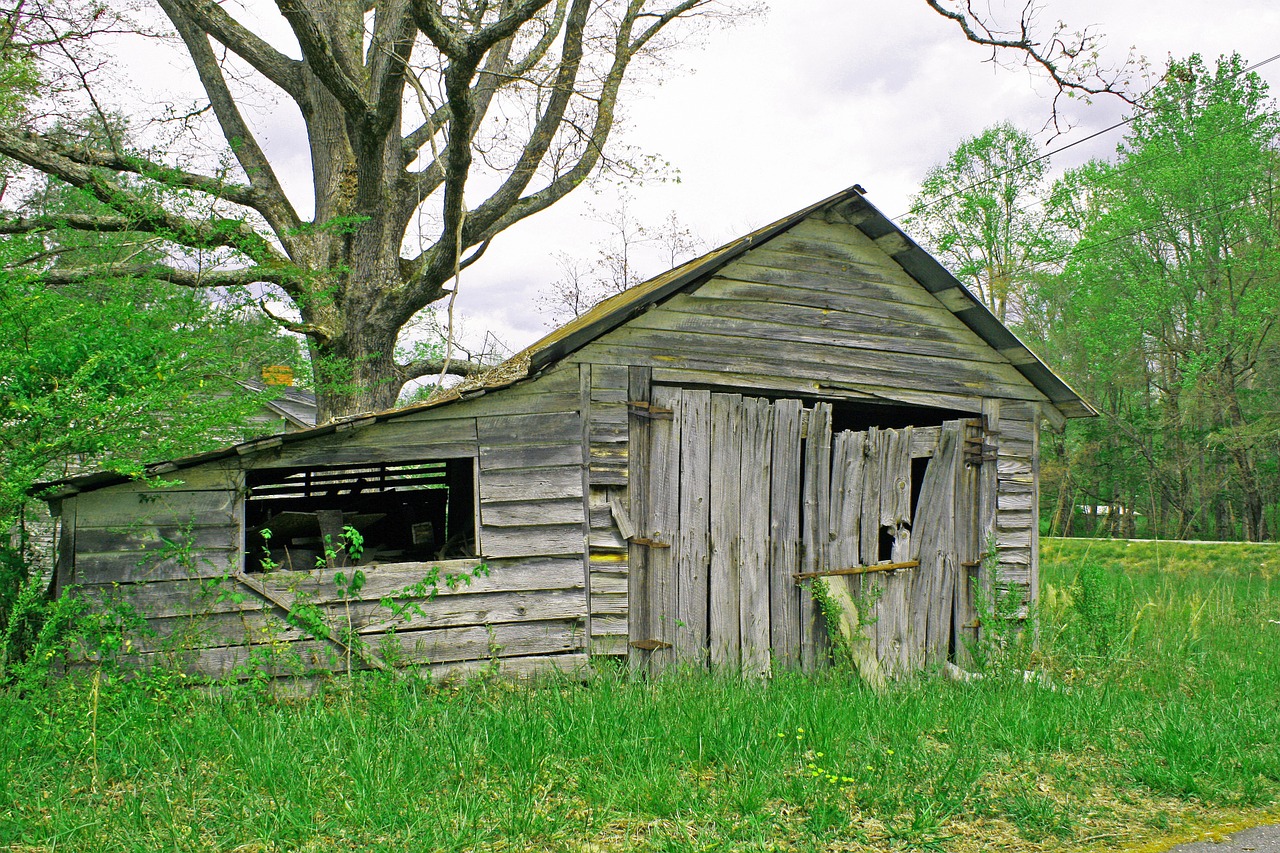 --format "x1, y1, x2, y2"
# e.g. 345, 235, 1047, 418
0, 1, 1130, 421
537, 194, 703, 325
